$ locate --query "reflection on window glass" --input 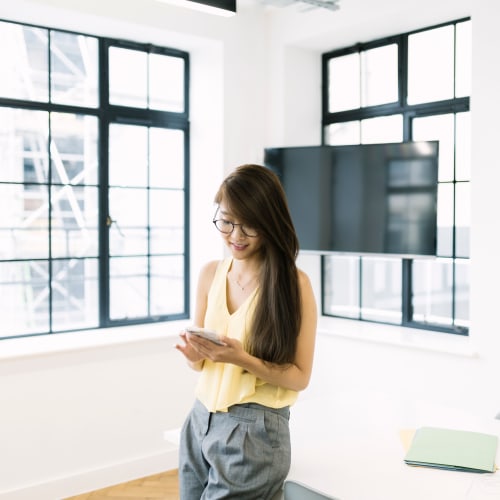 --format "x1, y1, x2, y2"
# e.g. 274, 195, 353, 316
412, 114, 455, 182
436, 183, 453, 257
455, 182, 470, 258
150, 255, 185, 315
361, 44, 398, 107
361, 257, 402, 324
326, 121, 360, 145
0, 22, 48, 101
150, 190, 184, 232
323, 255, 360, 318
361, 115, 402, 143
454, 259, 469, 328
412, 258, 453, 327
50, 185, 98, 259
109, 124, 148, 187
110, 256, 148, 320
328, 53, 360, 112
51, 113, 98, 185
51, 258, 99, 331
109, 47, 148, 108
108, 187, 148, 256
455, 21, 472, 98
0, 107, 49, 184
0, 260, 50, 338
149, 54, 184, 112
455, 112, 471, 181
109, 47, 185, 112
408, 25, 454, 104
0, 184, 49, 260
150, 128, 185, 188
50, 31, 98, 107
